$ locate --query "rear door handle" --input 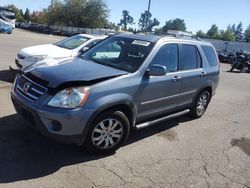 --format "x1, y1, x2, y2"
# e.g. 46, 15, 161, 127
172, 76, 181, 82
200, 72, 207, 77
